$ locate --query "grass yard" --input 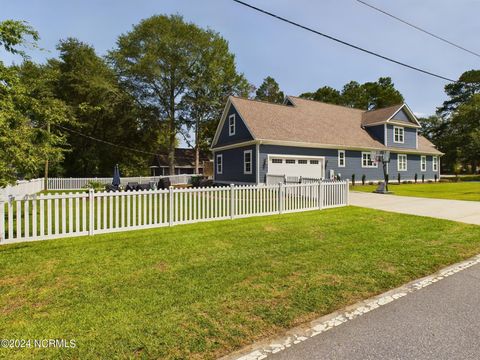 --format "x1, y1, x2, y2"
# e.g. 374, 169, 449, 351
2, 207, 480, 359
352, 182, 480, 201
